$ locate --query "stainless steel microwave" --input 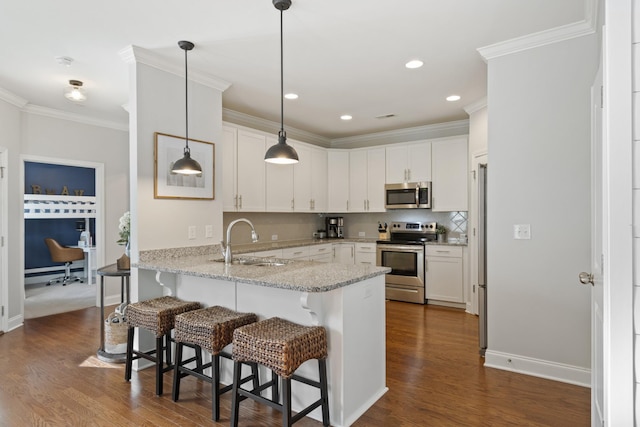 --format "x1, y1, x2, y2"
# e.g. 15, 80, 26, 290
385, 182, 431, 209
